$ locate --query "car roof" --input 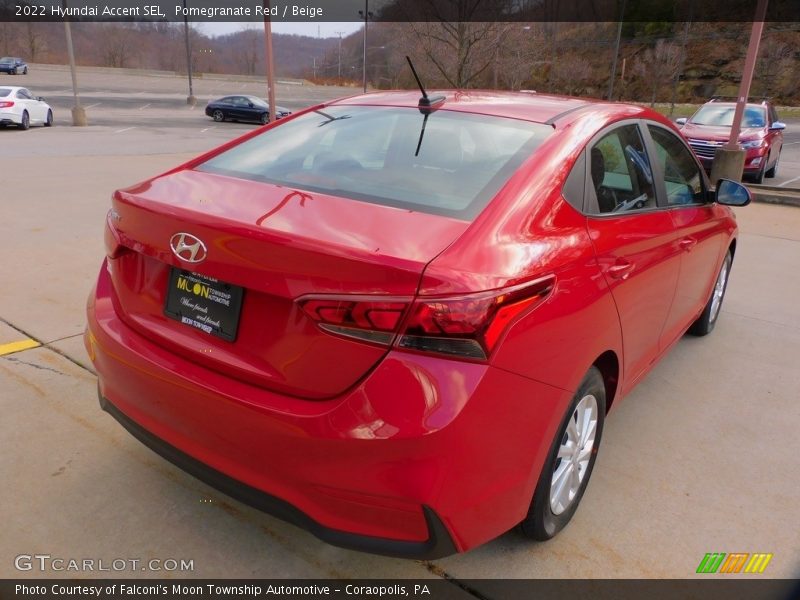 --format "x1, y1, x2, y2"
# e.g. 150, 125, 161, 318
328, 90, 647, 126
